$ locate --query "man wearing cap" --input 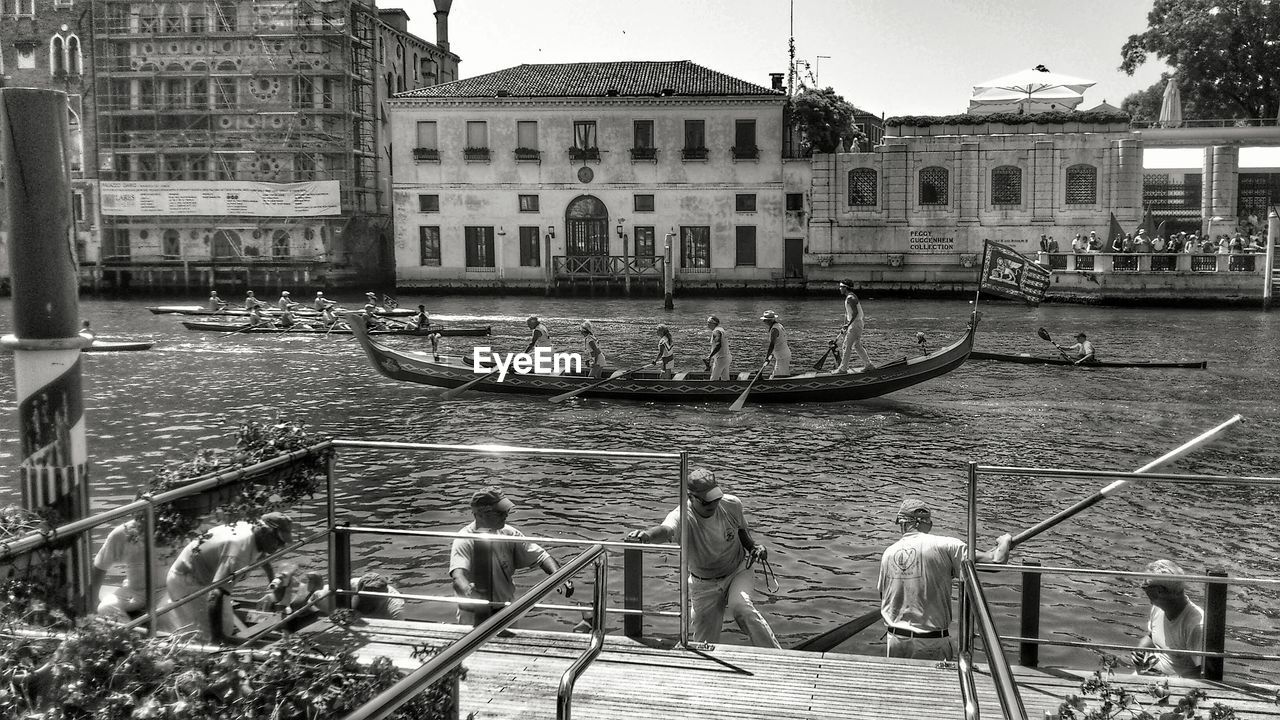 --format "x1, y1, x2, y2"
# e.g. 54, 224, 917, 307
243, 290, 267, 310
208, 290, 228, 312
277, 291, 298, 311
165, 513, 293, 643
524, 316, 552, 353
309, 571, 406, 621
879, 498, 1010, 660
836, 279, 874, 373
314, 291, 336, 312
760, 311, 790, 378
1056, 332, 1096, 365
449, 488, 569, 626
625, 468, 781, 648
1132, 559, 1204, 677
